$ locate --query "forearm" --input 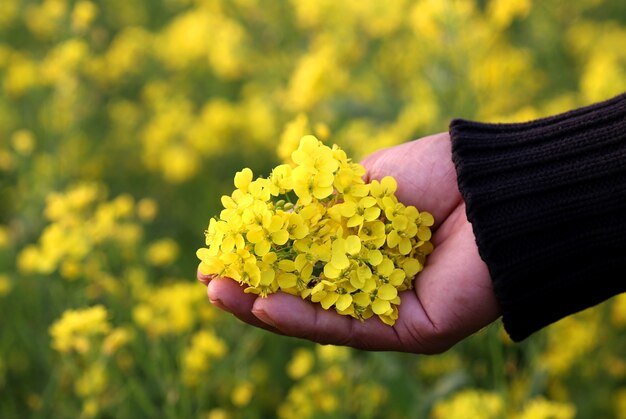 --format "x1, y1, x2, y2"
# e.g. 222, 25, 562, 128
450, 92, 626, 341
